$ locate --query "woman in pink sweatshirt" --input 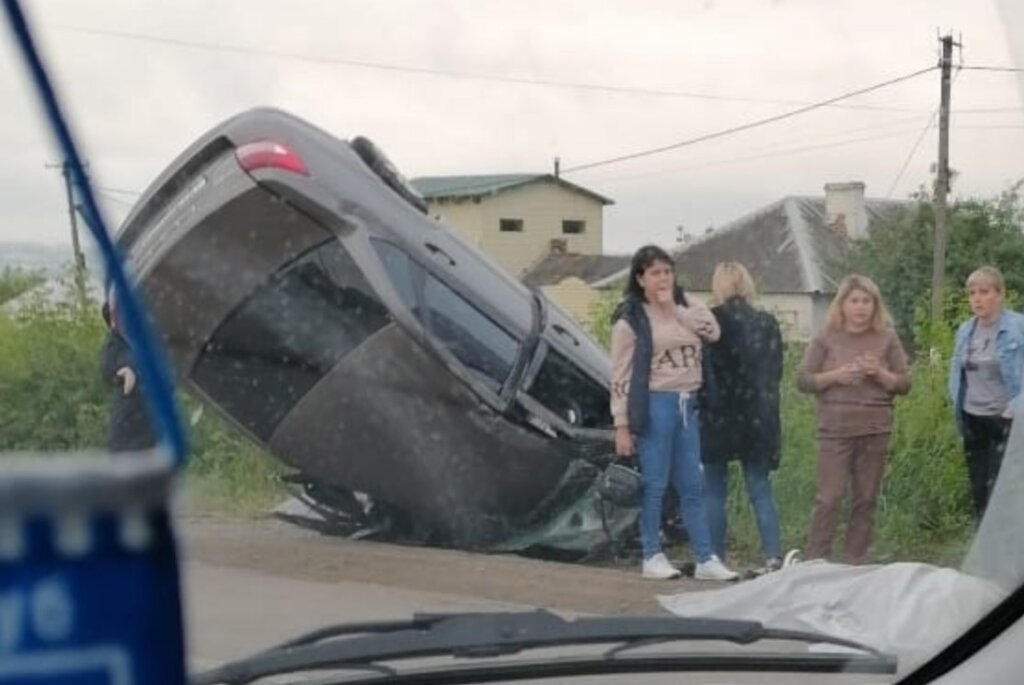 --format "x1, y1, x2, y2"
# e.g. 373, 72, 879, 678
610, 245, 739, 581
